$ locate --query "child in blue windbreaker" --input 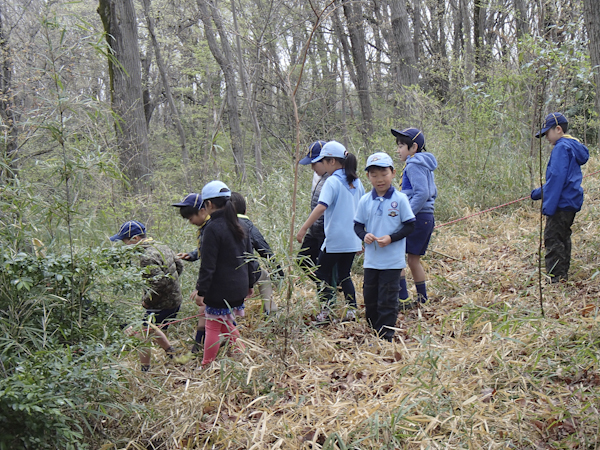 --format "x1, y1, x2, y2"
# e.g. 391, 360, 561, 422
393, 127, 438, 307
531, 112, 589, 283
